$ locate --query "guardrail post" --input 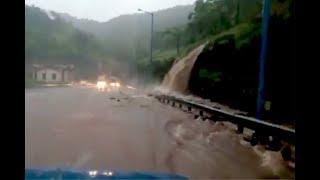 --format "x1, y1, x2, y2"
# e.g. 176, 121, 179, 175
250, 132, 259, 146
237, 124, 244, 134
188, 106, 192, 112
199, 110, 204, 117
267, 136, 281, 151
